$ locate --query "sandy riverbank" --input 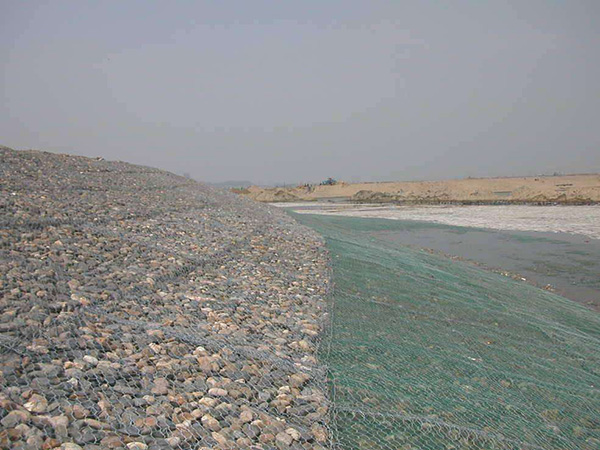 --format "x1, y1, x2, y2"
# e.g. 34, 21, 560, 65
240, 173, 600, 205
